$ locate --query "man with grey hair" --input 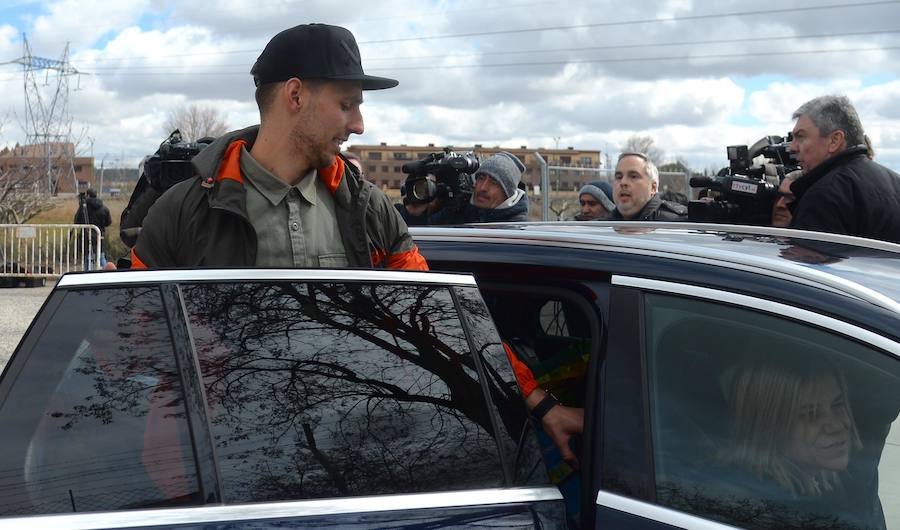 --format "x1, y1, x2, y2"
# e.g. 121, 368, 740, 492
789, 95, 900, 243
609, 152, 686, 221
